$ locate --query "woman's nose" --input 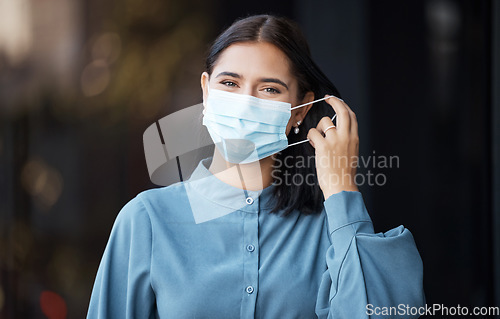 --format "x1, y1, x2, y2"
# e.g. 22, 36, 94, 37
242, 85, 257, 97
